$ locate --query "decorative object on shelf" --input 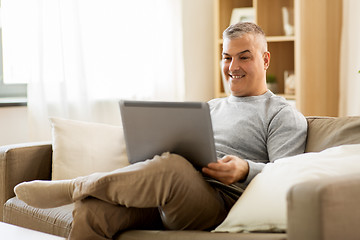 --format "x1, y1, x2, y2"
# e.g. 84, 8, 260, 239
230, 8, 255, 25
266, 74, 278, 93
282, 6, 294, 36
284, 70, 296, 95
